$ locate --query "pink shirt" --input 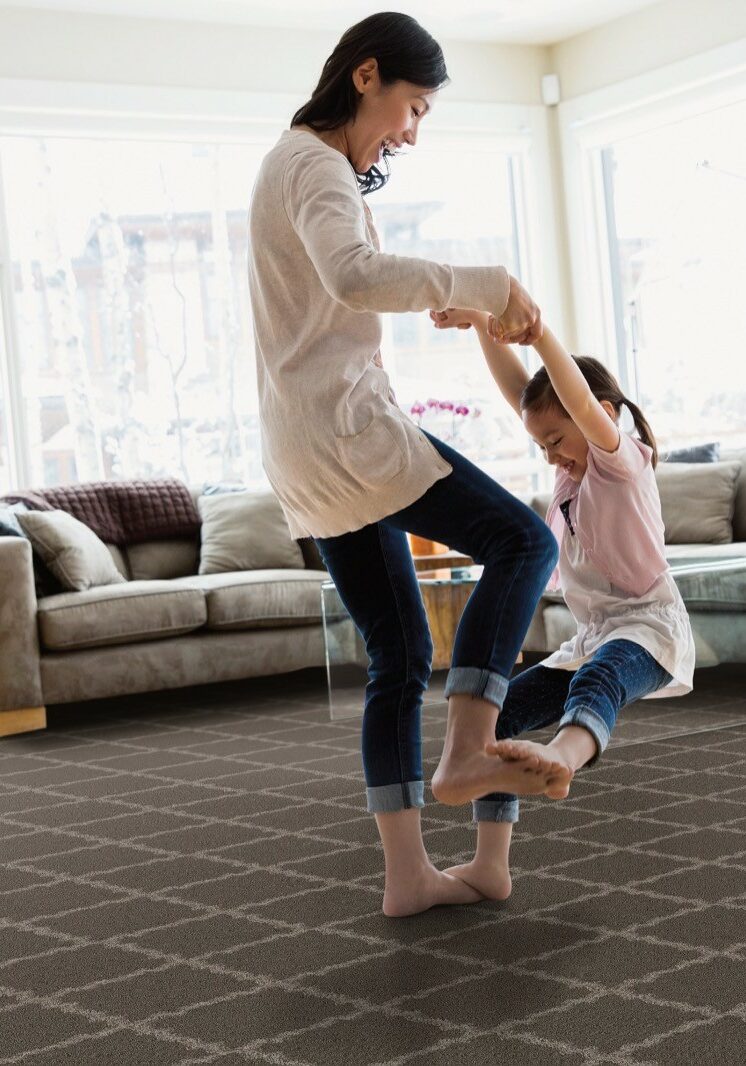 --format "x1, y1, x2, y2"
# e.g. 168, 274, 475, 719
545, 432, 668, 598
